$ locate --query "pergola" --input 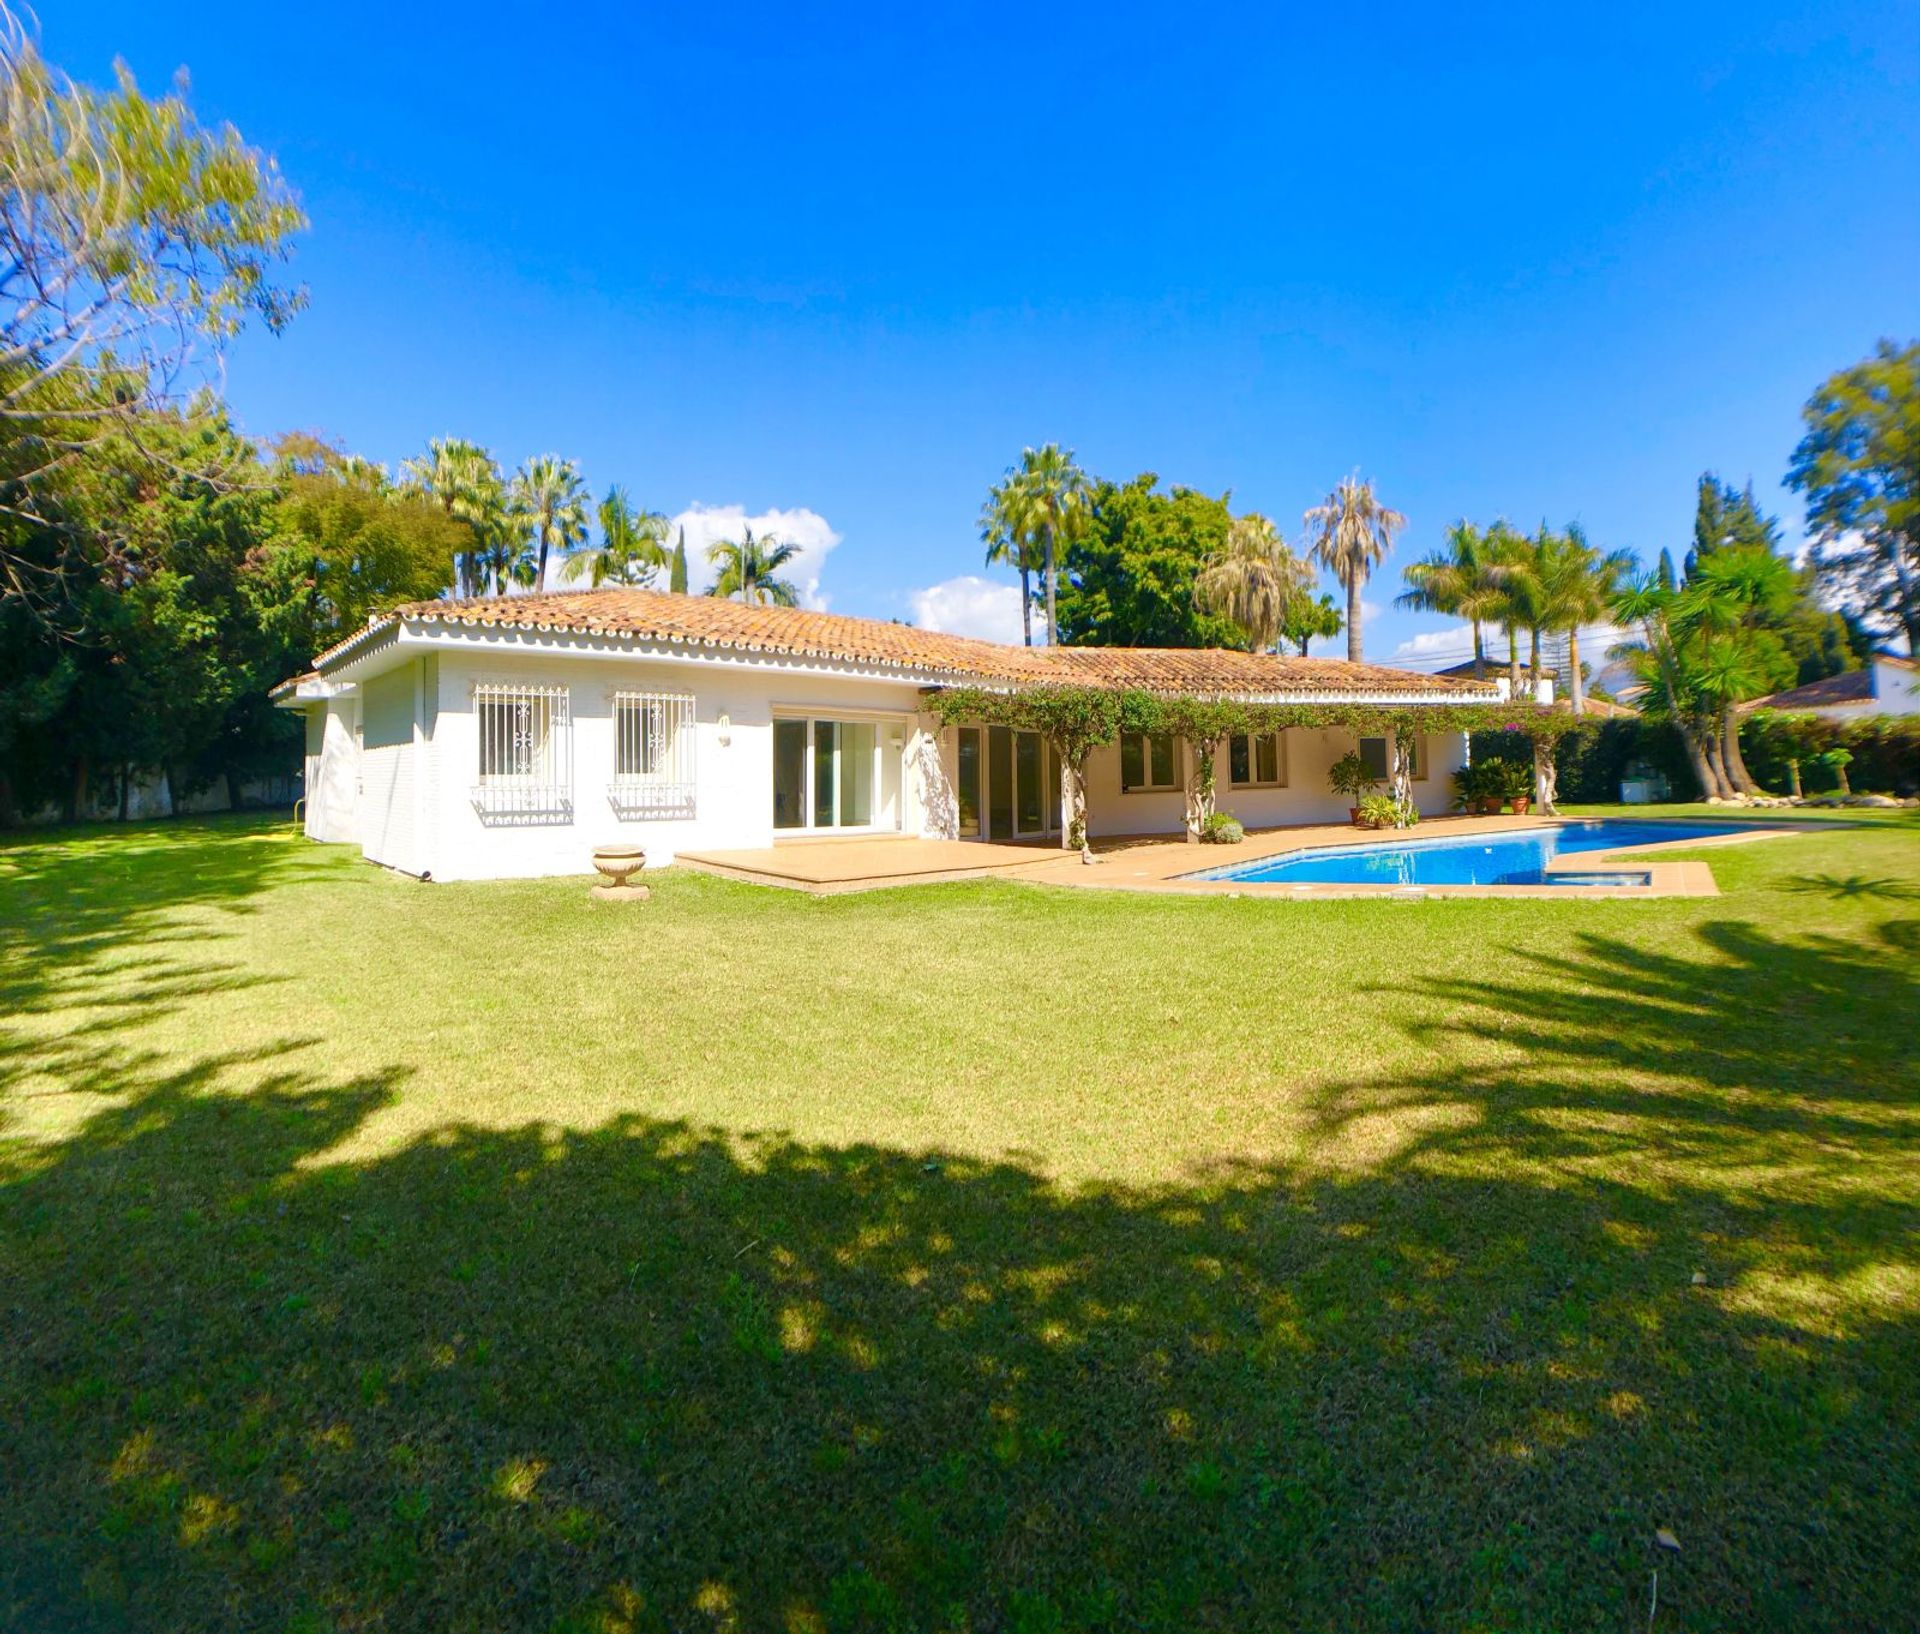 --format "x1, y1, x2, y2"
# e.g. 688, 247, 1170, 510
921, 683, 1579, 850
